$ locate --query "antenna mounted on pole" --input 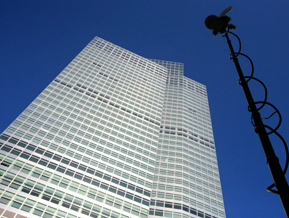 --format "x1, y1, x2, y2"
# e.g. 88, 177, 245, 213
205, 6, 235, 36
